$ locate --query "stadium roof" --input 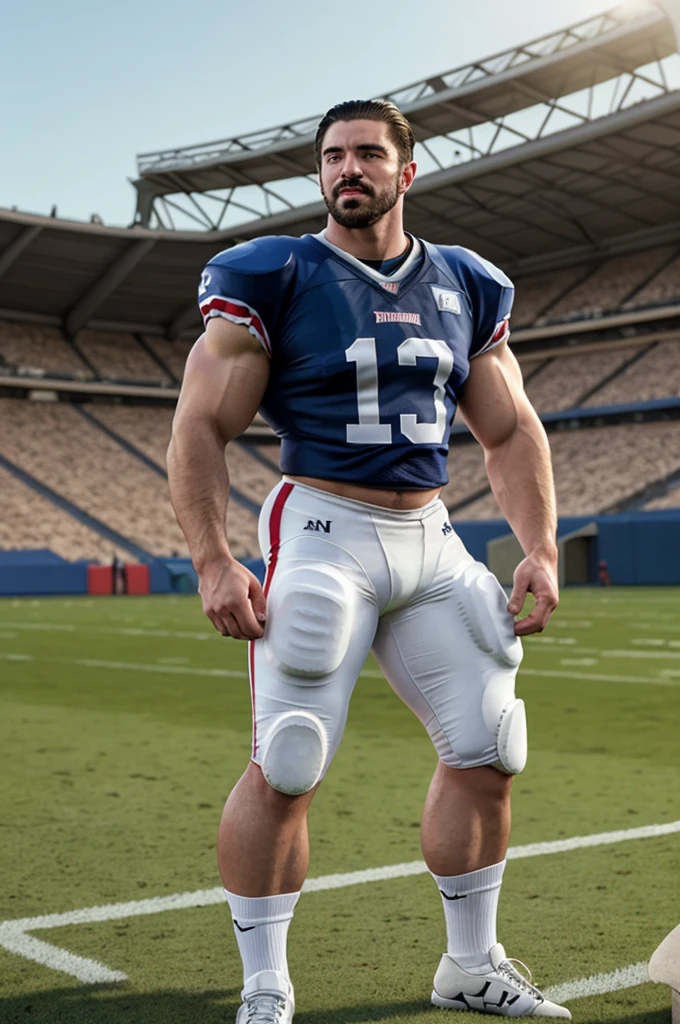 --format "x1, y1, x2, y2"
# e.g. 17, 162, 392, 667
0, 1, 679, 339
132, 0, 678, 230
